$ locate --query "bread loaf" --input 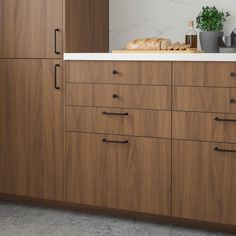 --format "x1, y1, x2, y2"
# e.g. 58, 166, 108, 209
161, 39, 172, 50
126, 38, 171, 50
